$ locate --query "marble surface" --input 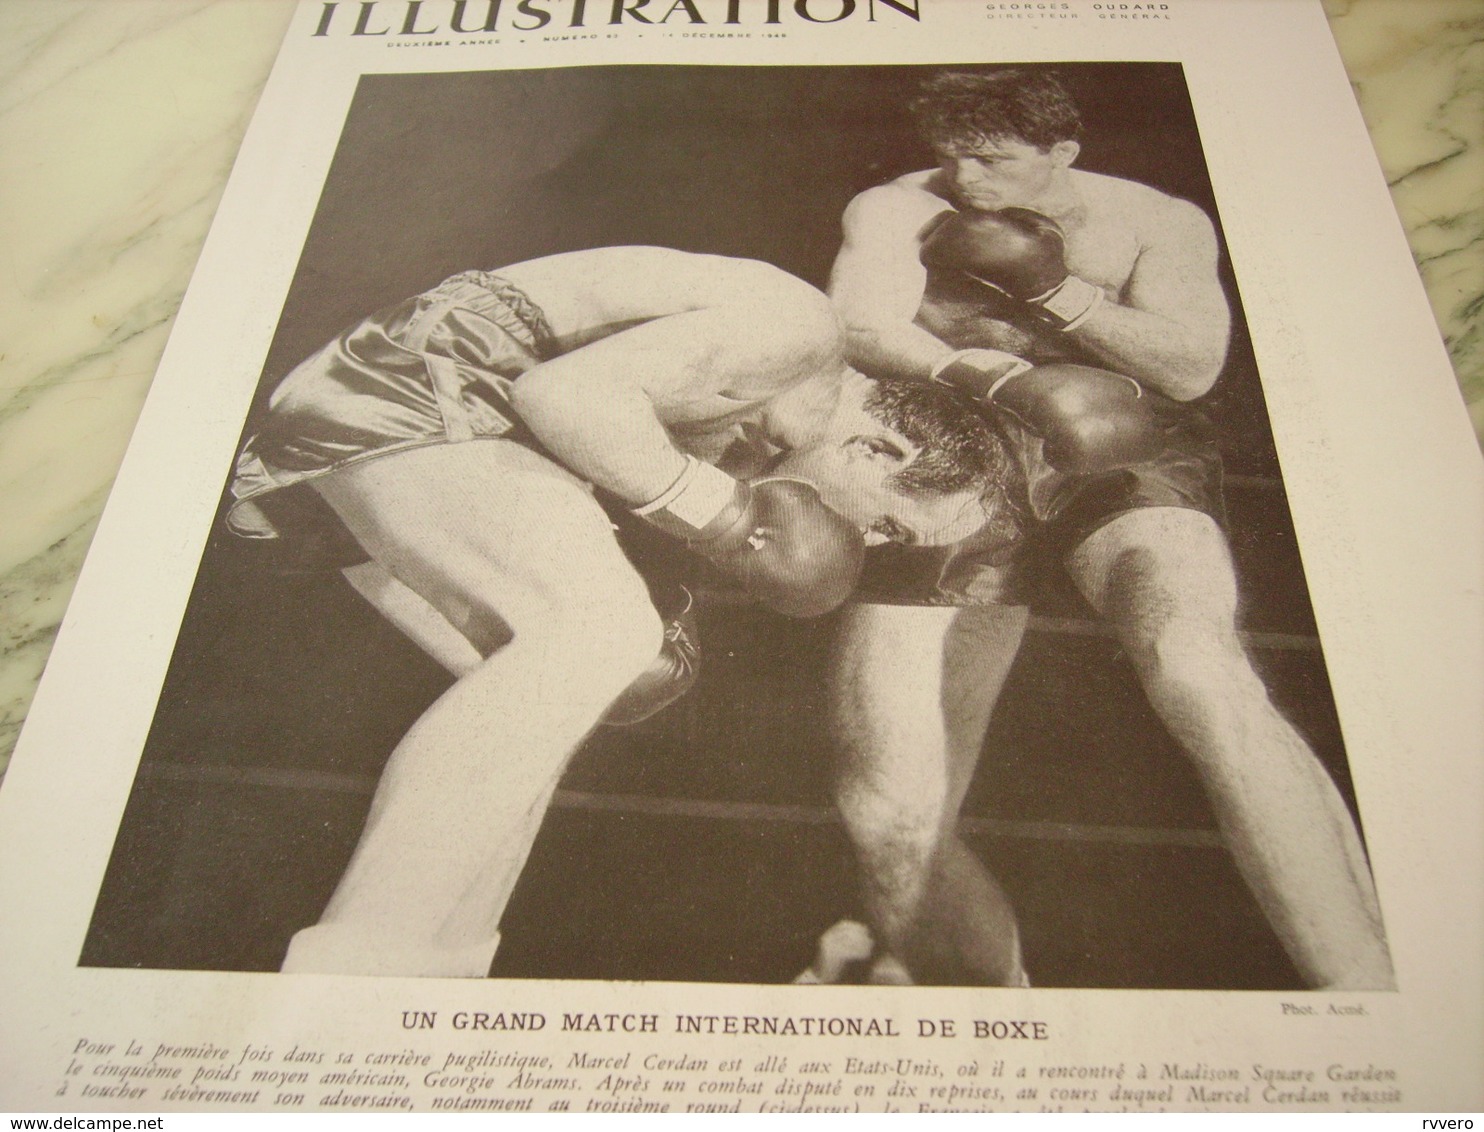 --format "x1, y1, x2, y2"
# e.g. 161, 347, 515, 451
0, 0, 1480, 776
